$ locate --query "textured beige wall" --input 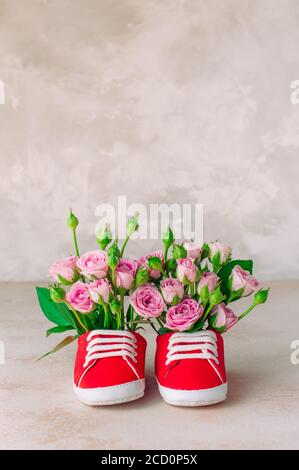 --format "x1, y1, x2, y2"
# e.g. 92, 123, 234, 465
0, 0, 298, 281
